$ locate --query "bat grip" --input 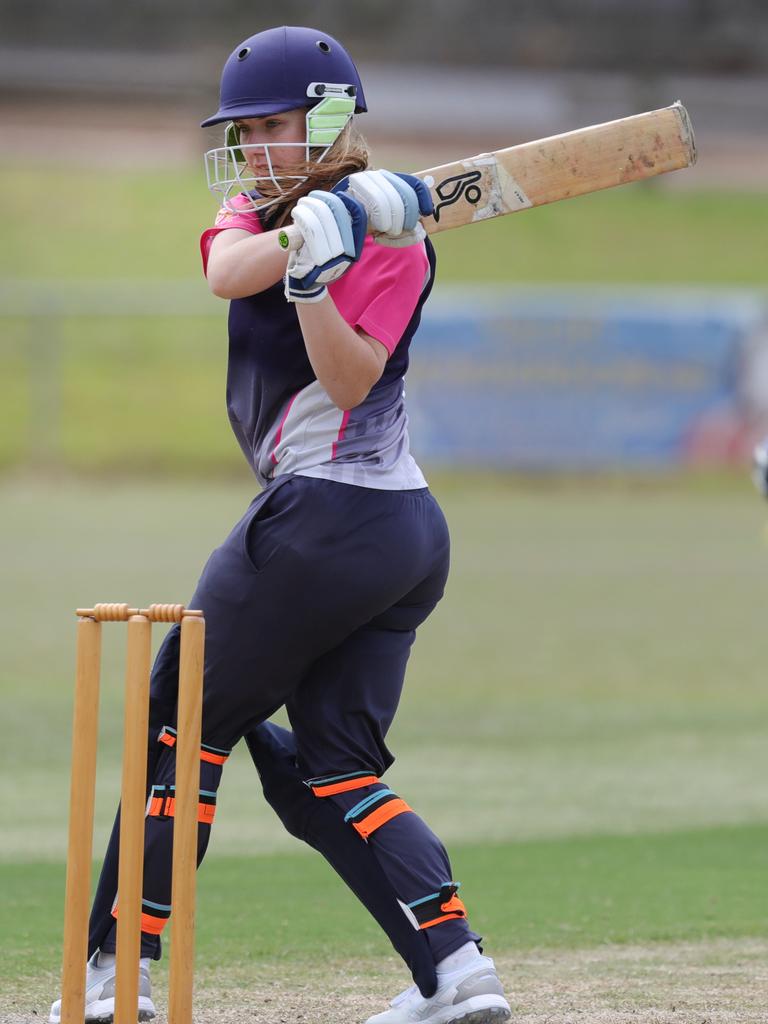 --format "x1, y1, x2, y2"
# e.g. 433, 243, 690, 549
277, 224, 304, 252
276, 196, 378, 251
